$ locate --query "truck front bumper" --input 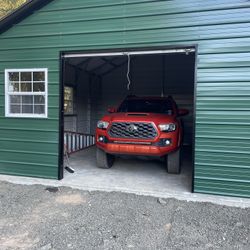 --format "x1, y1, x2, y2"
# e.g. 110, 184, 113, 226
97, 143, 178, 157
96, 133, 179, 157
